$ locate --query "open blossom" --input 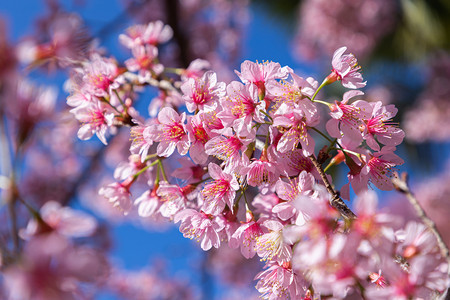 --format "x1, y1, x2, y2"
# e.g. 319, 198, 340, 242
70, 101, 115, 145
204, 128, 251, 169
181, 70, 225, 113
156, 182, 197, 219
145, 107, 189, 157
134, 189, 161, 218
217, 81, 265, 136
326, 90, 372, 148
171, 157, 207, 184
292, 234, 361, 298
255, 261, 304, 300
99, 181, 133, 214
273, 170, 315, 221
185, 113, 212, 165
395, 221, 438, 259
20, 201, 97, 239
363, 101, 405, 151
125, 45, 164, 79
113, 154, 149, 182
180, 58, 211, 80
327, 46, 366, 89
17, 13, 91, 68
271, 73, 318, 117
342, 146, 404, 196
275, 148, 315, 177
119, 21, 173, 48
130, 123, 153, 162
79, 54, 121, 98
242, 146, 280, 189
174, 209, 224, 250
201, 163, 240, 215
273, 103, 319, 156
235, 60, 292, 98
351, 190, 396, 243
229, 213, 265, 259
256, 220, 292, 263
362, 146, 404, 191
